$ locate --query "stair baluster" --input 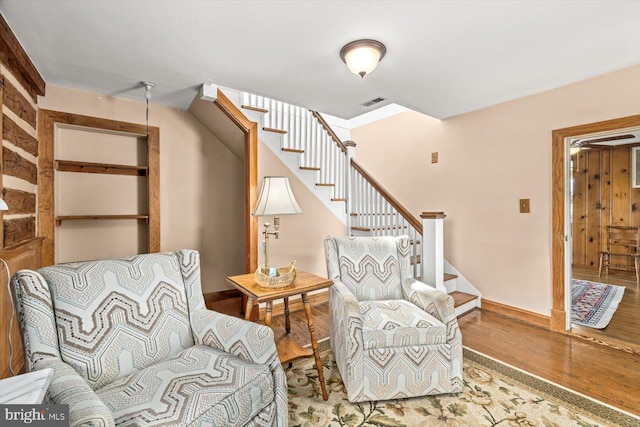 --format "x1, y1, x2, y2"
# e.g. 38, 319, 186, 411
349, 159, 423, 278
